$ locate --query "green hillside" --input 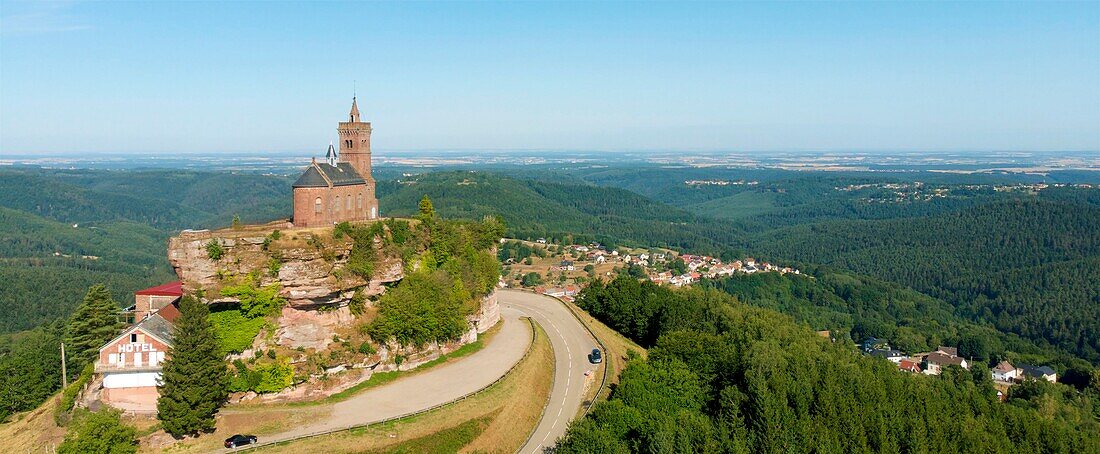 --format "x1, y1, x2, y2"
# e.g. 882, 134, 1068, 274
0, 168, 293, 334
559, 277, 1100, 452
0, 168, 293, 229
0, 207, 176, 332
748, 199, 1100, 362
685, 190, 779, 220
380, 171, 743, 255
